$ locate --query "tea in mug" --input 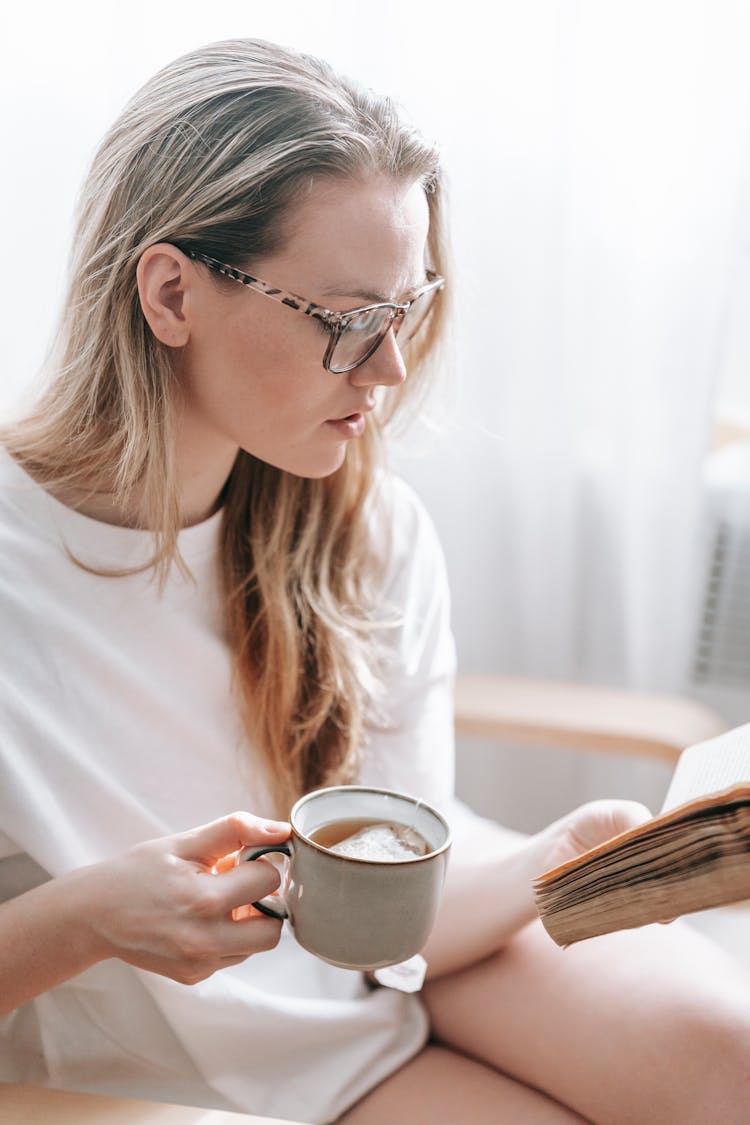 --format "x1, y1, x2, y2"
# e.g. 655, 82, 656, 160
309, 818, 430, 862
